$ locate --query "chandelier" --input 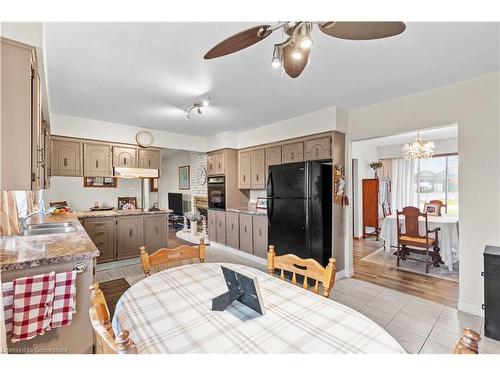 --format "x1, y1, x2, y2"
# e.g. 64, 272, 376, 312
402, 133, 435, 160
